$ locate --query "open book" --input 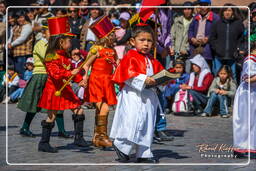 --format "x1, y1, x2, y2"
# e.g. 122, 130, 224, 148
145, 70, 181, 88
